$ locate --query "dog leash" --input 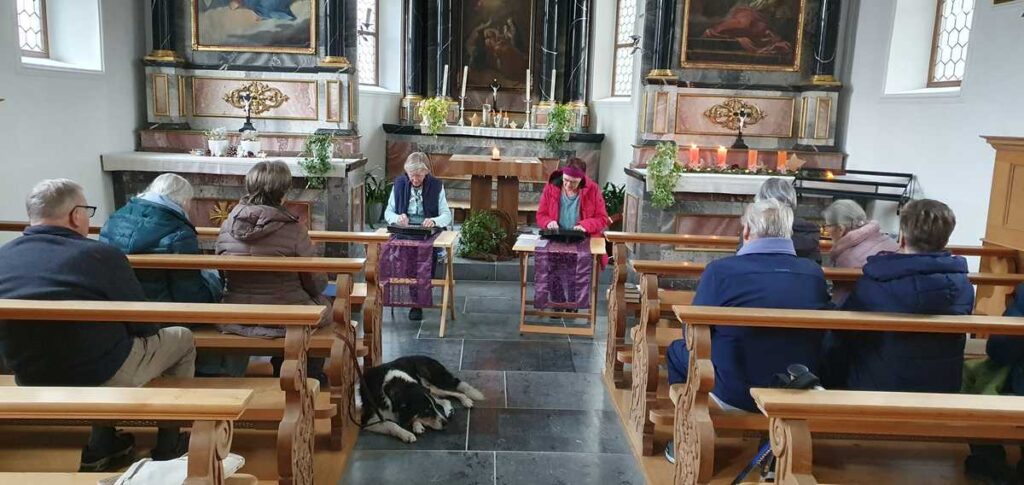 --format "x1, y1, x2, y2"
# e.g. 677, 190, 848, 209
334, 329, 395, 429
